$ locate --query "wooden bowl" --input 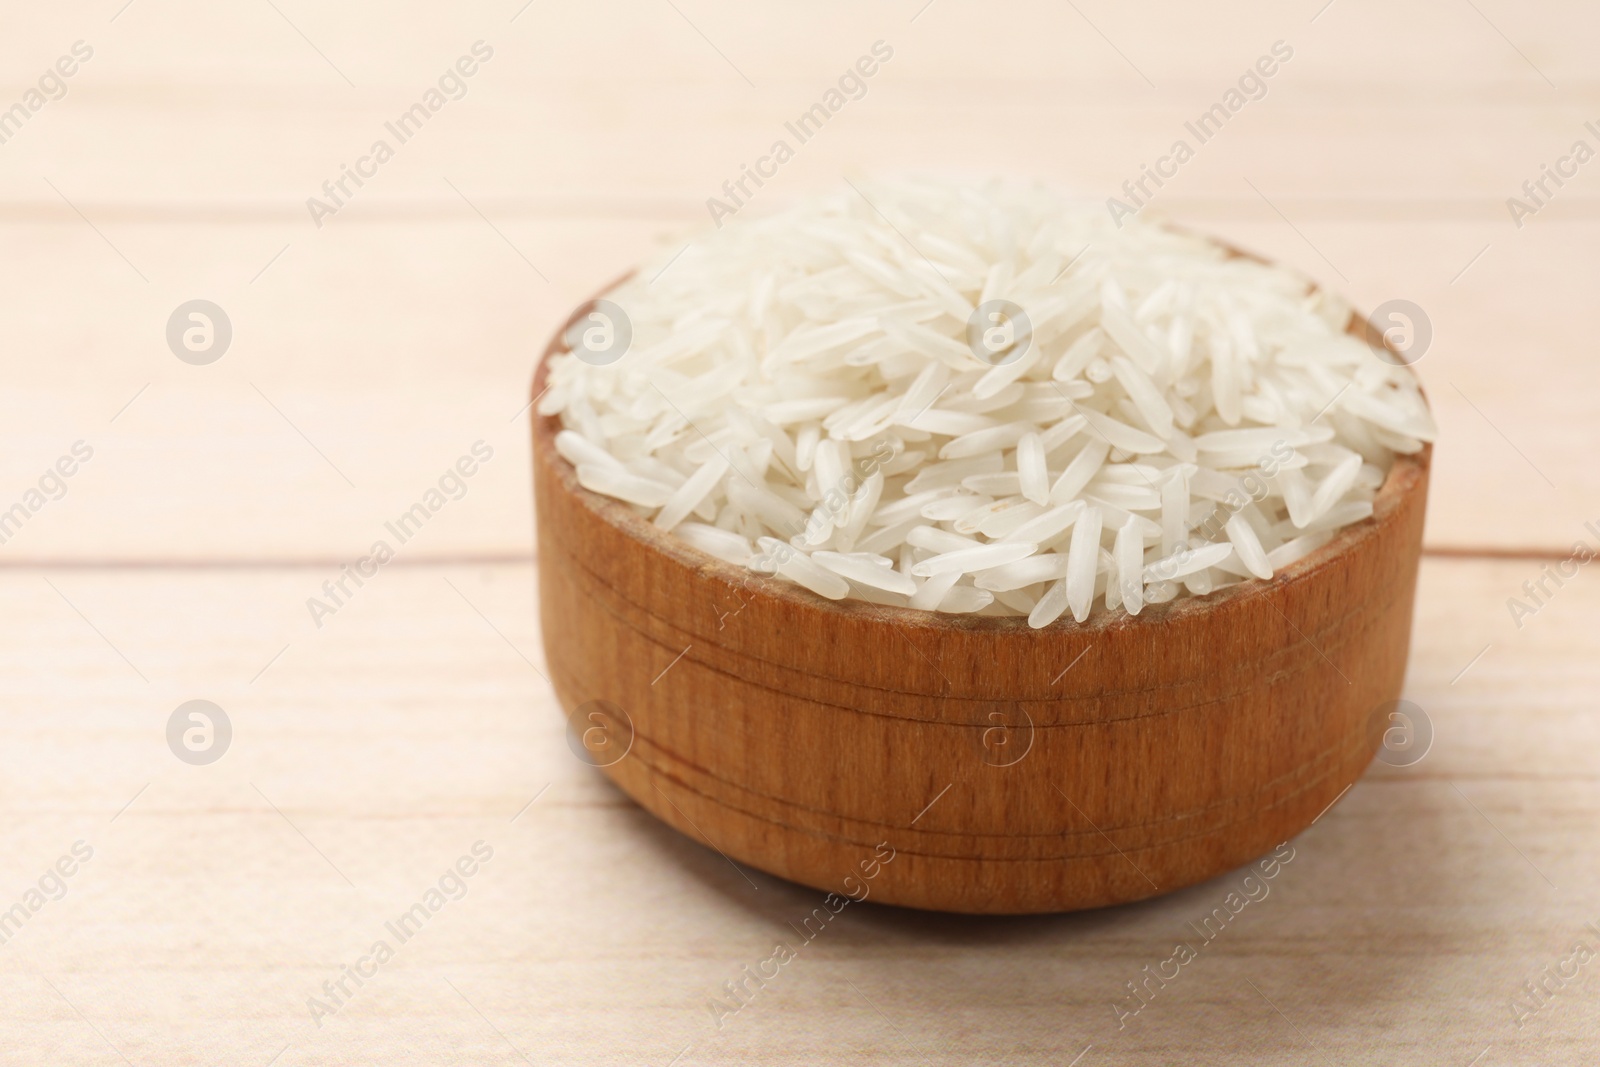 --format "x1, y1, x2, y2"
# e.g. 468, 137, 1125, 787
531, 296, 1430, 915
